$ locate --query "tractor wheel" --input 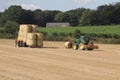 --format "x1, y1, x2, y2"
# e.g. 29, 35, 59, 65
79, 43, 86, 50
72, 44, 79, 50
